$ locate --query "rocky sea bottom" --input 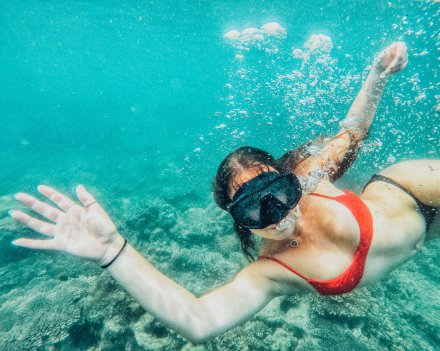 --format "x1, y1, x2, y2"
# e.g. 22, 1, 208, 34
1, 183, 439, 351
